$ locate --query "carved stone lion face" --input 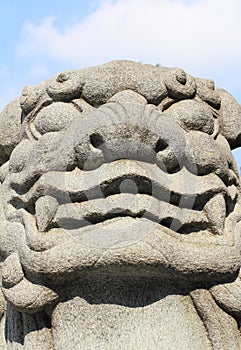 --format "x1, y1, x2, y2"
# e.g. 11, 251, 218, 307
1, 61, 241, 290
